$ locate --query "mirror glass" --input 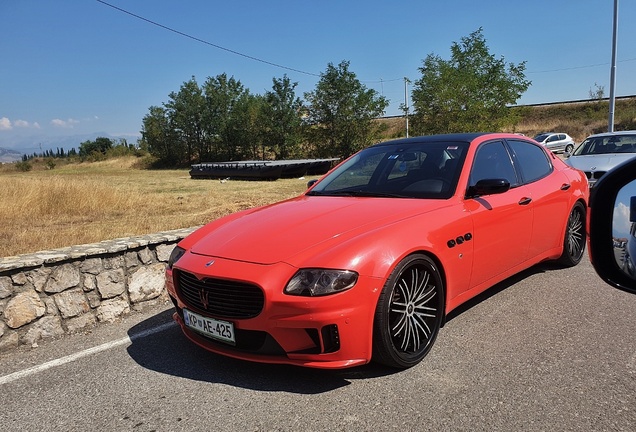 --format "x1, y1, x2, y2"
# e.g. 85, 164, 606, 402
612, 179, 636, 278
